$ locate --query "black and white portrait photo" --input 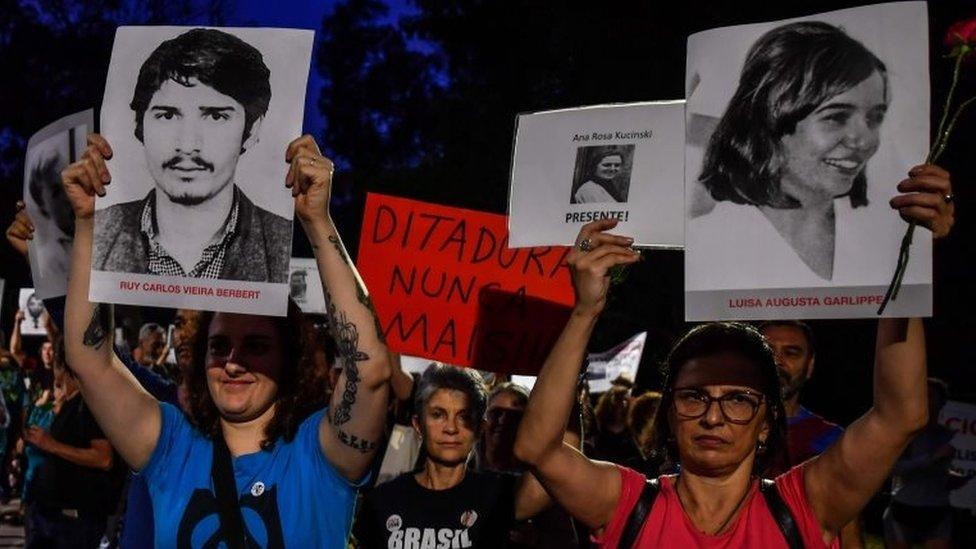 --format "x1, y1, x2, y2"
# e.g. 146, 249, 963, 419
91, 26, 314, 315
569, 144, 635, 204
18, 288, 47, 336
23, 110, 93, 299
288, 257, 326, 314
684, 2, 932, 319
